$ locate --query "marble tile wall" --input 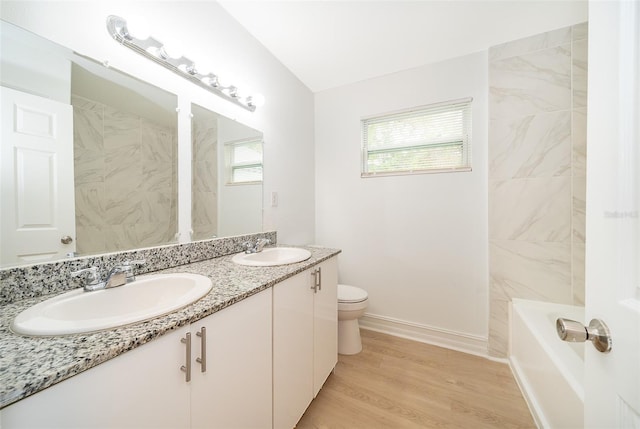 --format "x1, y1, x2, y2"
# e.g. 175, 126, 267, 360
192, 113, 218, 241
72, 96, 178, 255
488, 23, 588, 357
